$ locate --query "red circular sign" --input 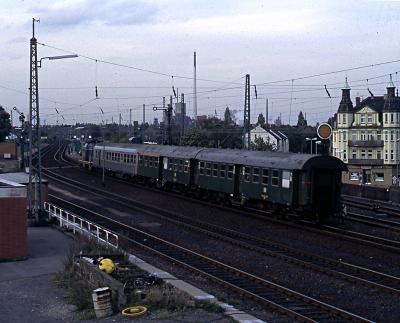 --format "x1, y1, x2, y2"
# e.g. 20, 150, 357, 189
317, 123, 332, 140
